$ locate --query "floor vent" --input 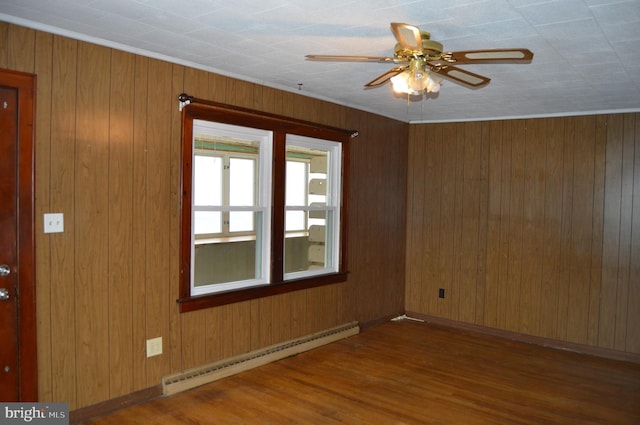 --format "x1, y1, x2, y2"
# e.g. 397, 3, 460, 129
162, 321, 359, 396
